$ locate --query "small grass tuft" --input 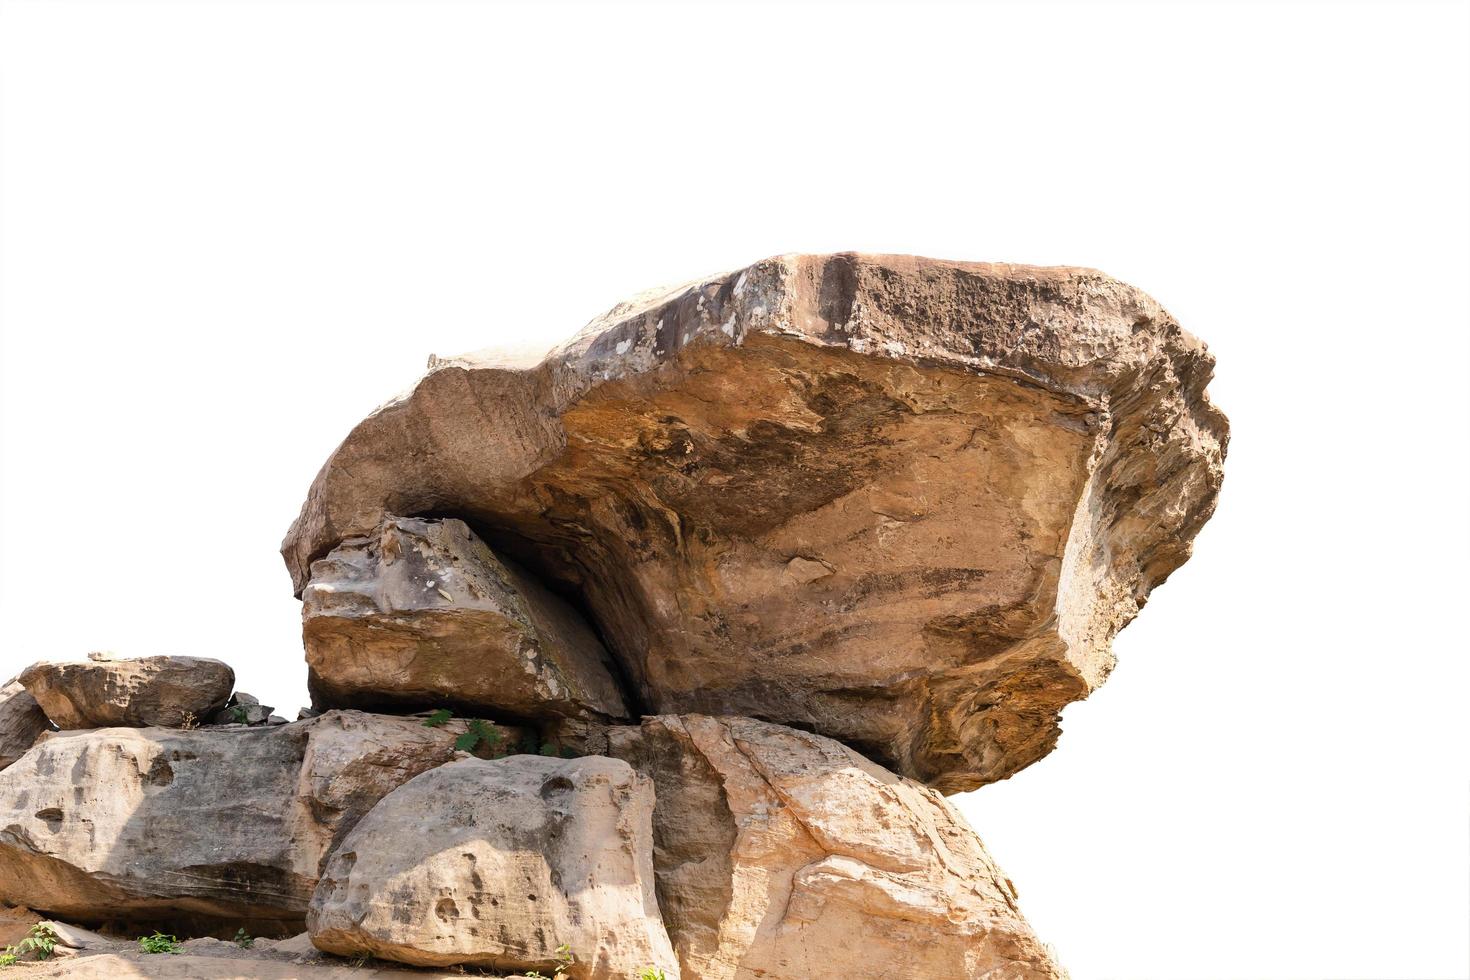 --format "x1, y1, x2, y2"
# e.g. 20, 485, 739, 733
138, 931, 182, 954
